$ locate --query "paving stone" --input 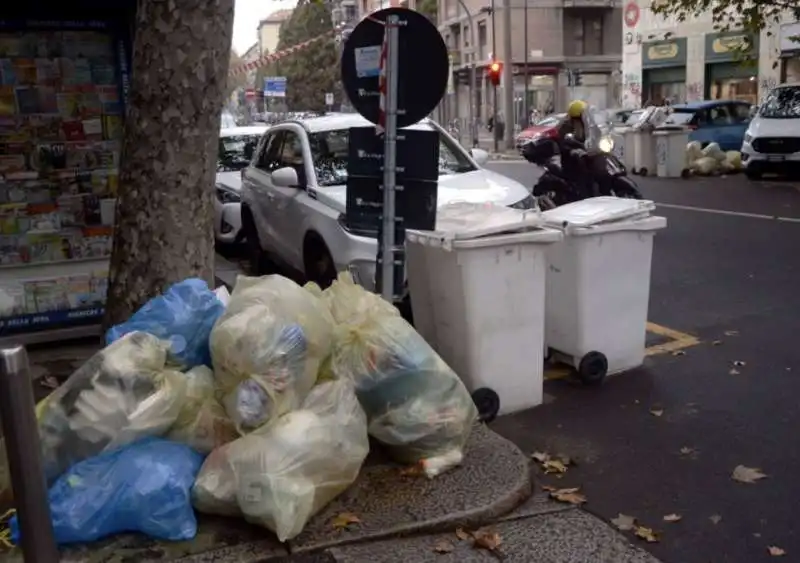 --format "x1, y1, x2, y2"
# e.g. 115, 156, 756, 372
328, 509, 663, 563
288, 424, 531, 554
